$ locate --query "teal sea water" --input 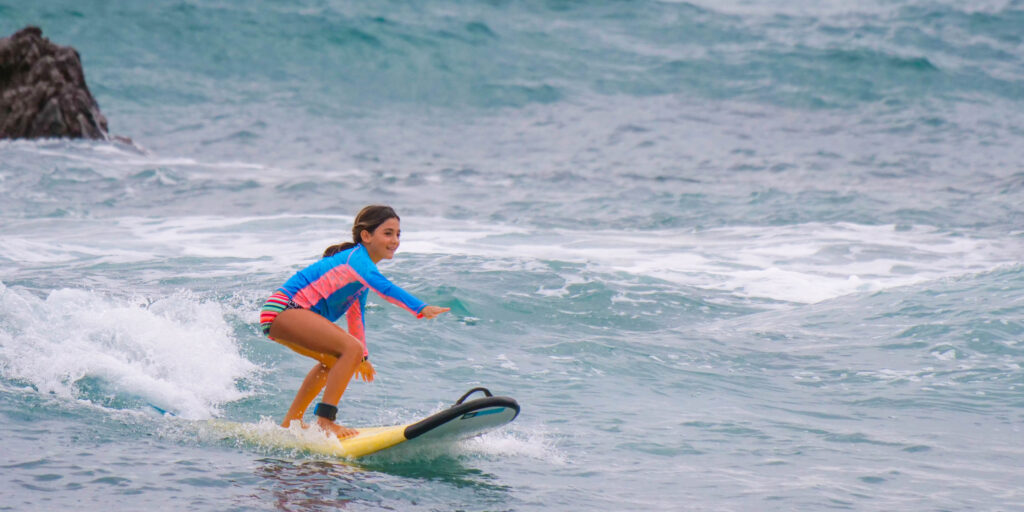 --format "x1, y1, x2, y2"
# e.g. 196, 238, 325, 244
2, 1, 1023, 510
